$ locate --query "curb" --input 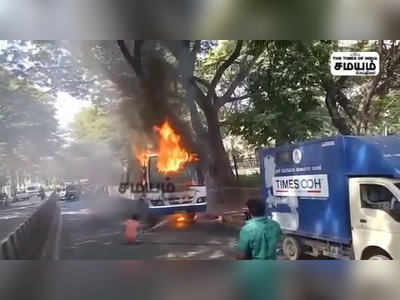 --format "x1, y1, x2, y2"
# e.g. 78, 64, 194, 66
0, 193, 58, 260
40, 202, 62, 260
